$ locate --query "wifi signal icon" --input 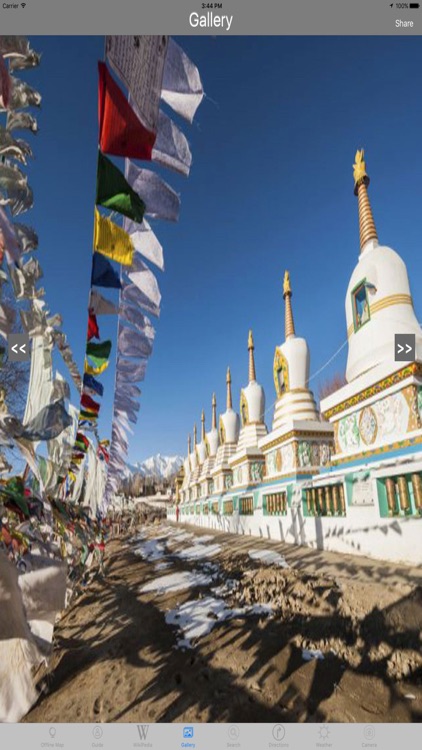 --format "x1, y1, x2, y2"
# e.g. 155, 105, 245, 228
21, 2, 26, 6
